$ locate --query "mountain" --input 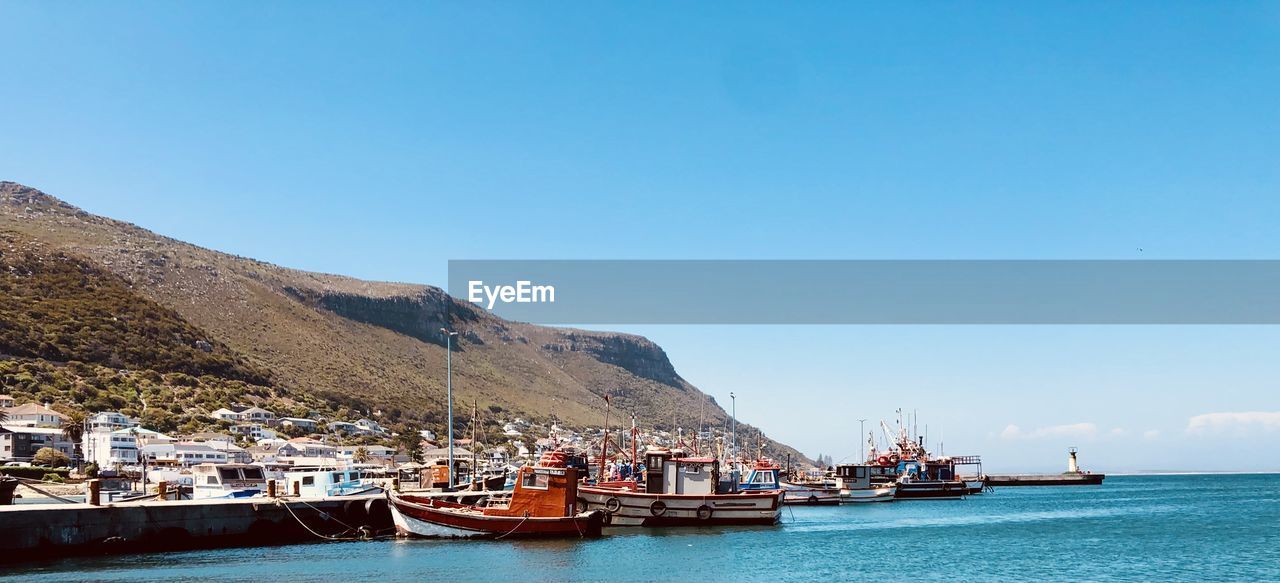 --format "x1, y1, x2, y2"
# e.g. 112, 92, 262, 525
0, 181, 808, 463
